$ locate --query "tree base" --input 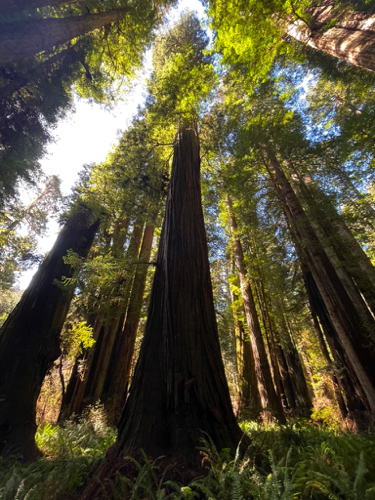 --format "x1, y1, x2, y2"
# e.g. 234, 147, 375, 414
79, 445, 208, 500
